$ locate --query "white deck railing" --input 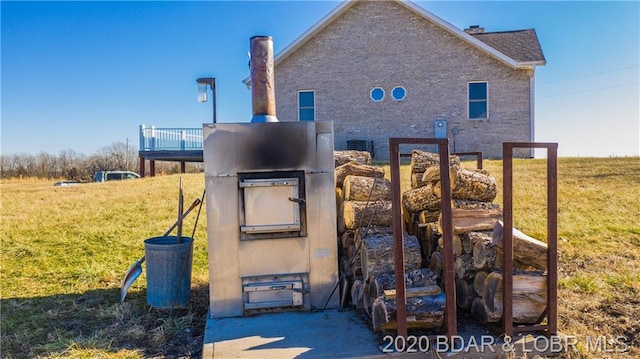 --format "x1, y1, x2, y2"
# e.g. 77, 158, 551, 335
139, 125, 203, 151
